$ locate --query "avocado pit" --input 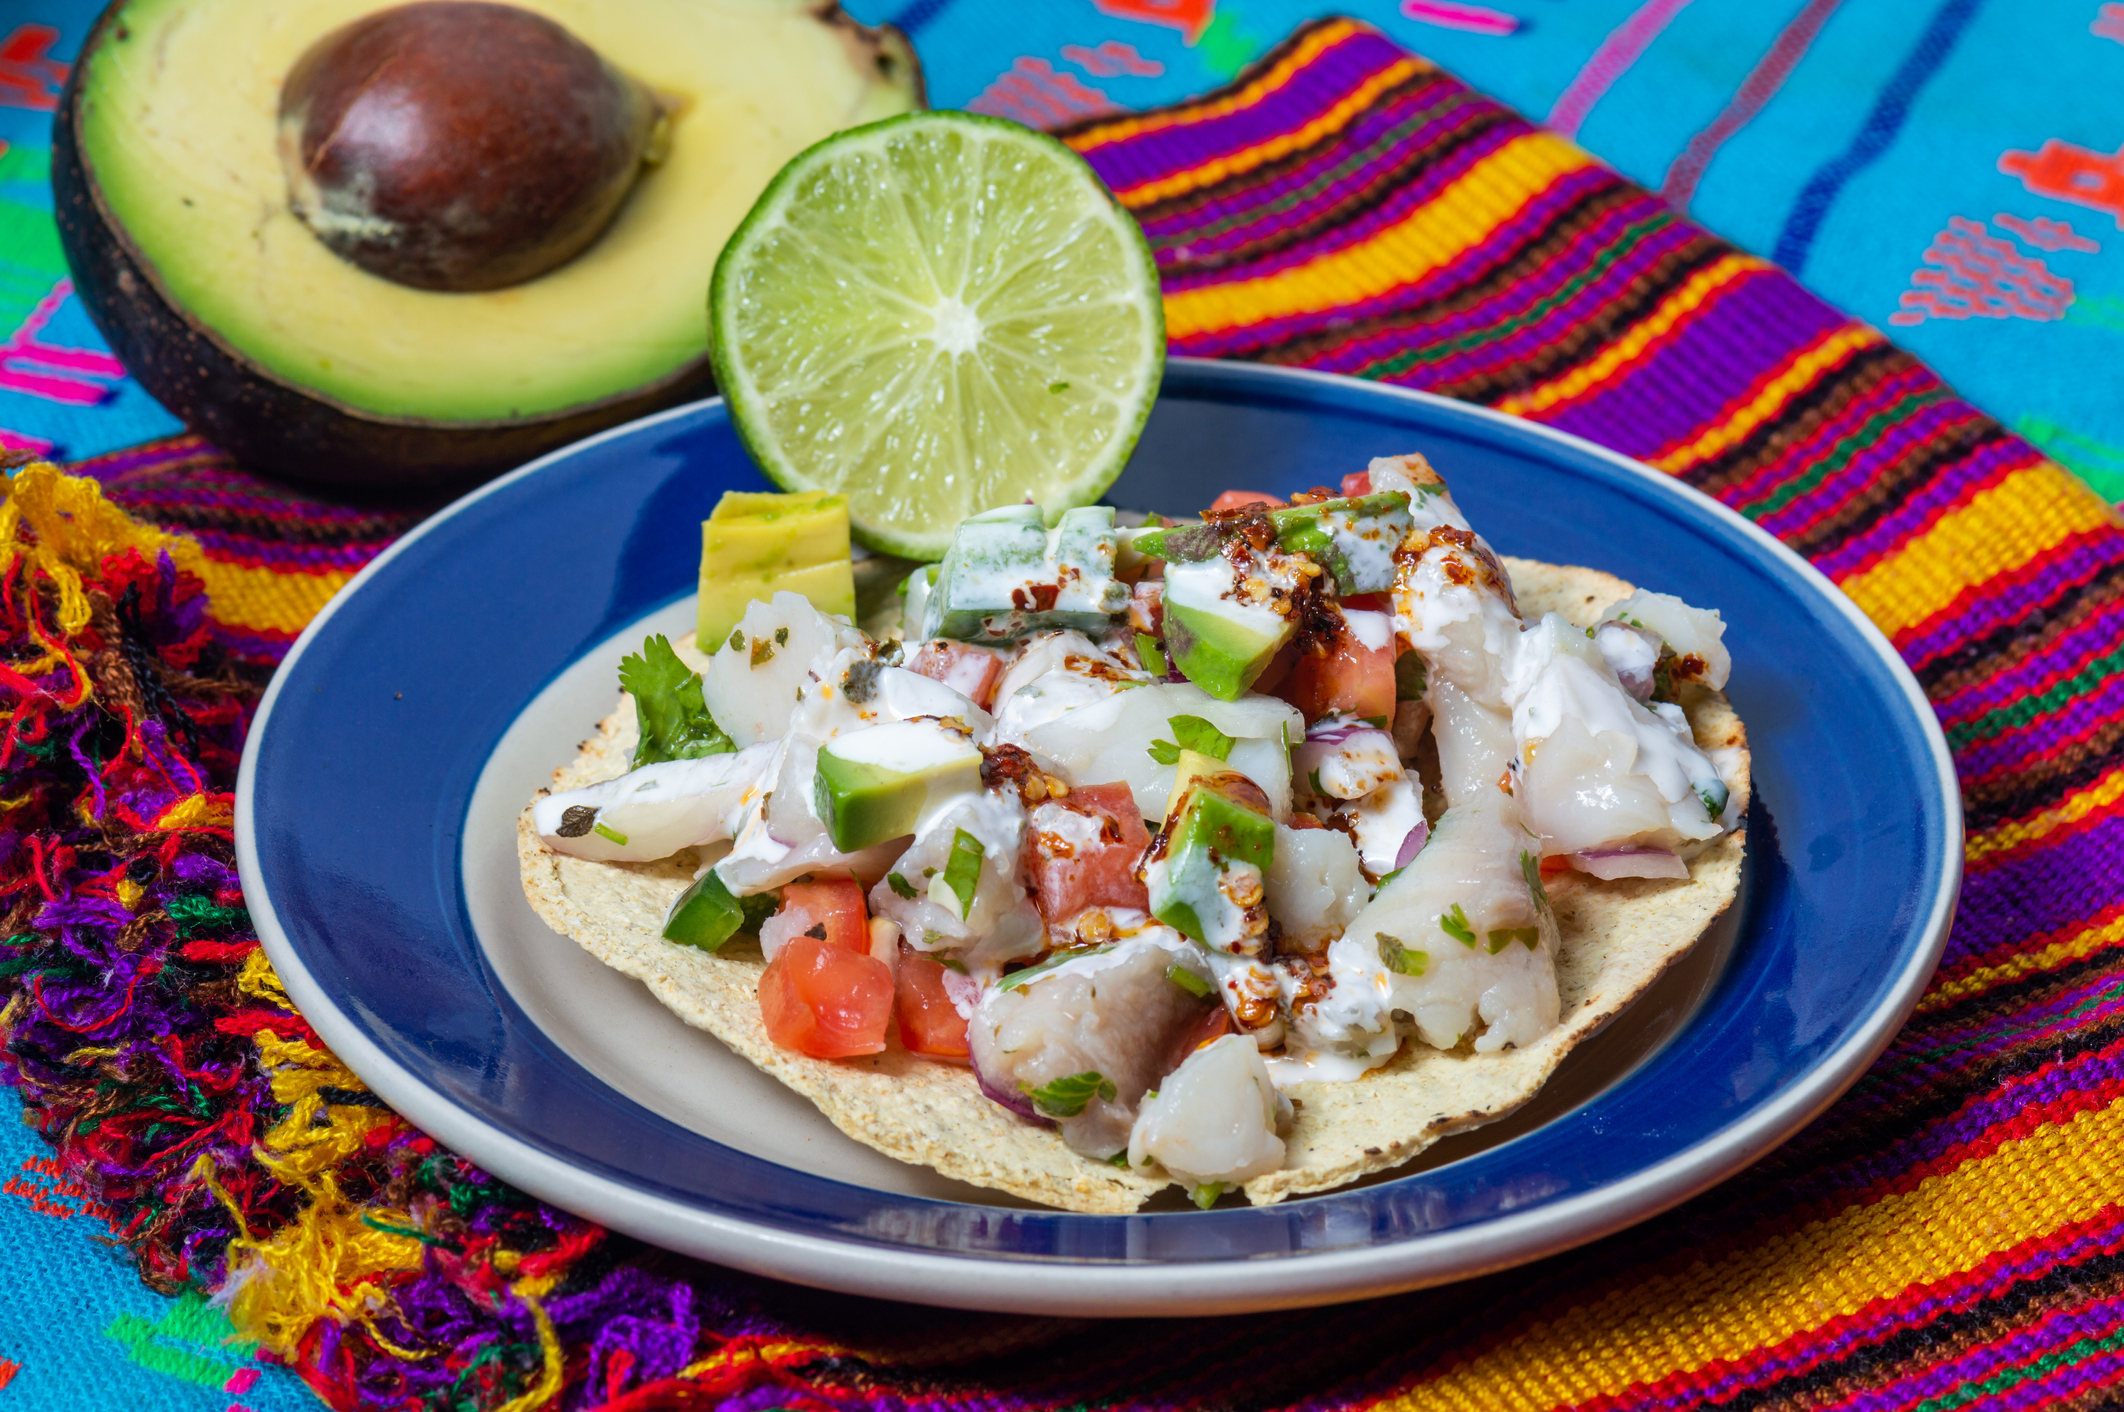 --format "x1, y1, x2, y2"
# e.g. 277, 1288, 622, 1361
278, 0, 664, 292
